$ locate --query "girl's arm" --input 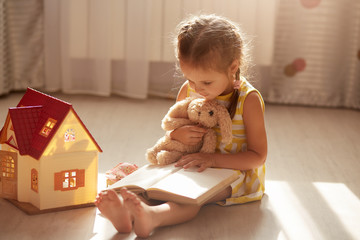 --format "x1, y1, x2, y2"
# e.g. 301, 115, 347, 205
176, 81, 188, 101
176, 92, 267, 172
